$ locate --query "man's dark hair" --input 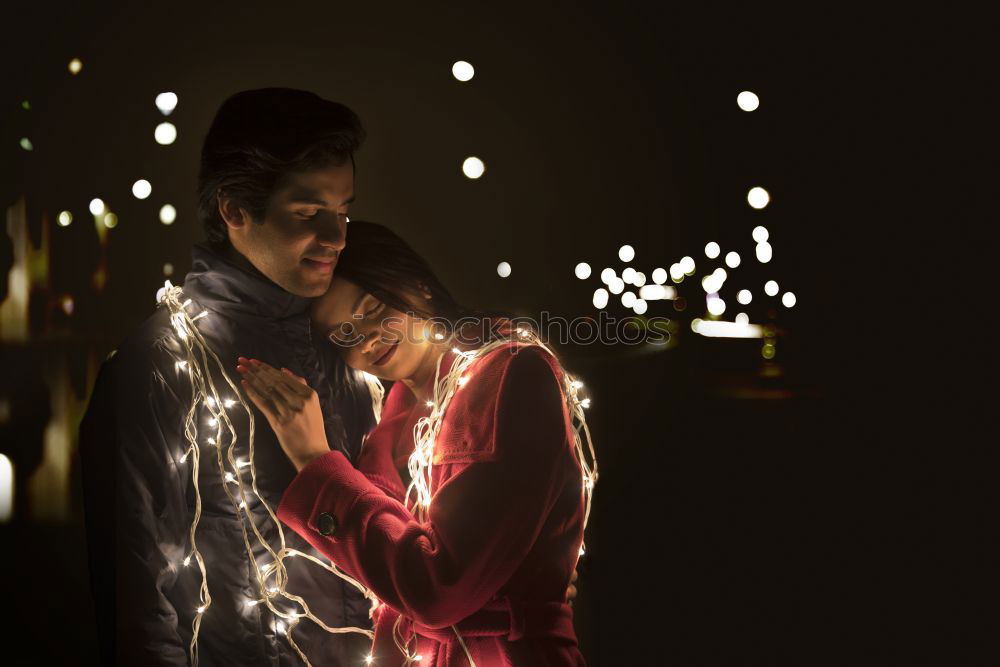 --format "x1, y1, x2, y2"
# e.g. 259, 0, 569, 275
197, 88, 365, 248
